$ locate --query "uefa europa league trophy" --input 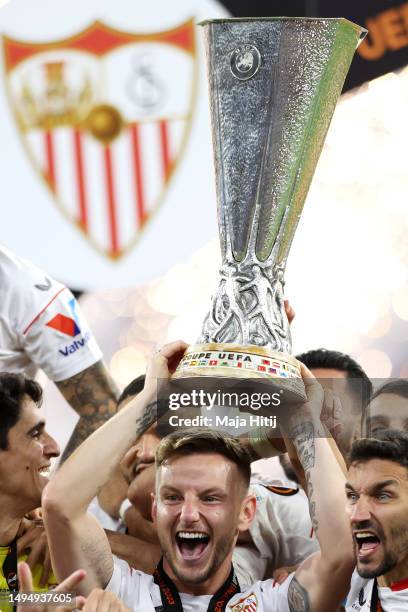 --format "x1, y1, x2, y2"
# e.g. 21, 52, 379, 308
174, 18, 366, 399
